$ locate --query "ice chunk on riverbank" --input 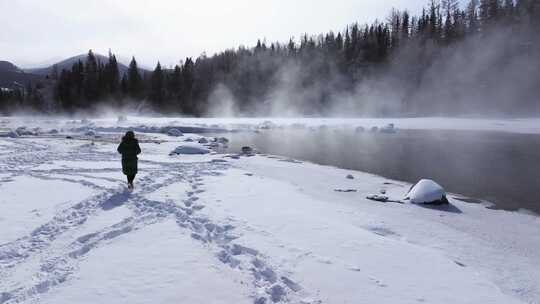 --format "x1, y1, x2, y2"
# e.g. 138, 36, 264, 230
405, 179, 448, 204
170, 143, 210, 155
